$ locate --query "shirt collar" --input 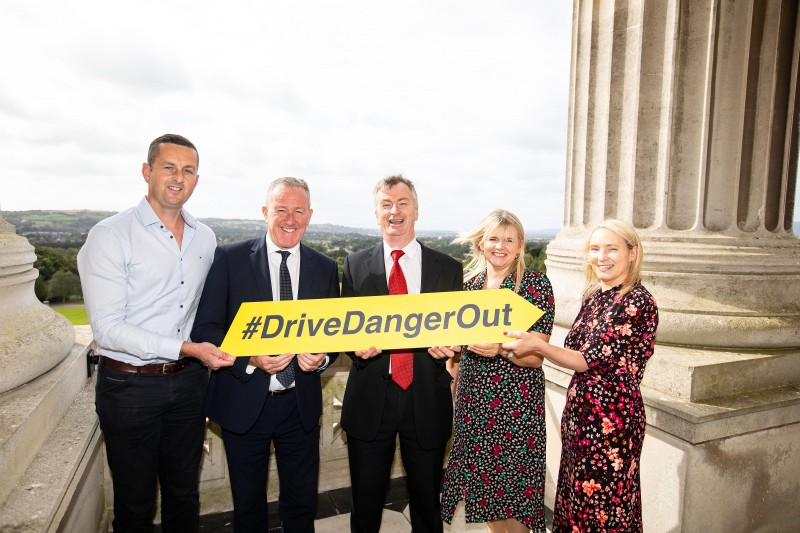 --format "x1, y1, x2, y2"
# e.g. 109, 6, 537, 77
265, 233, 301, 256
136, 196, 197, 229
383, 238, 420, 262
